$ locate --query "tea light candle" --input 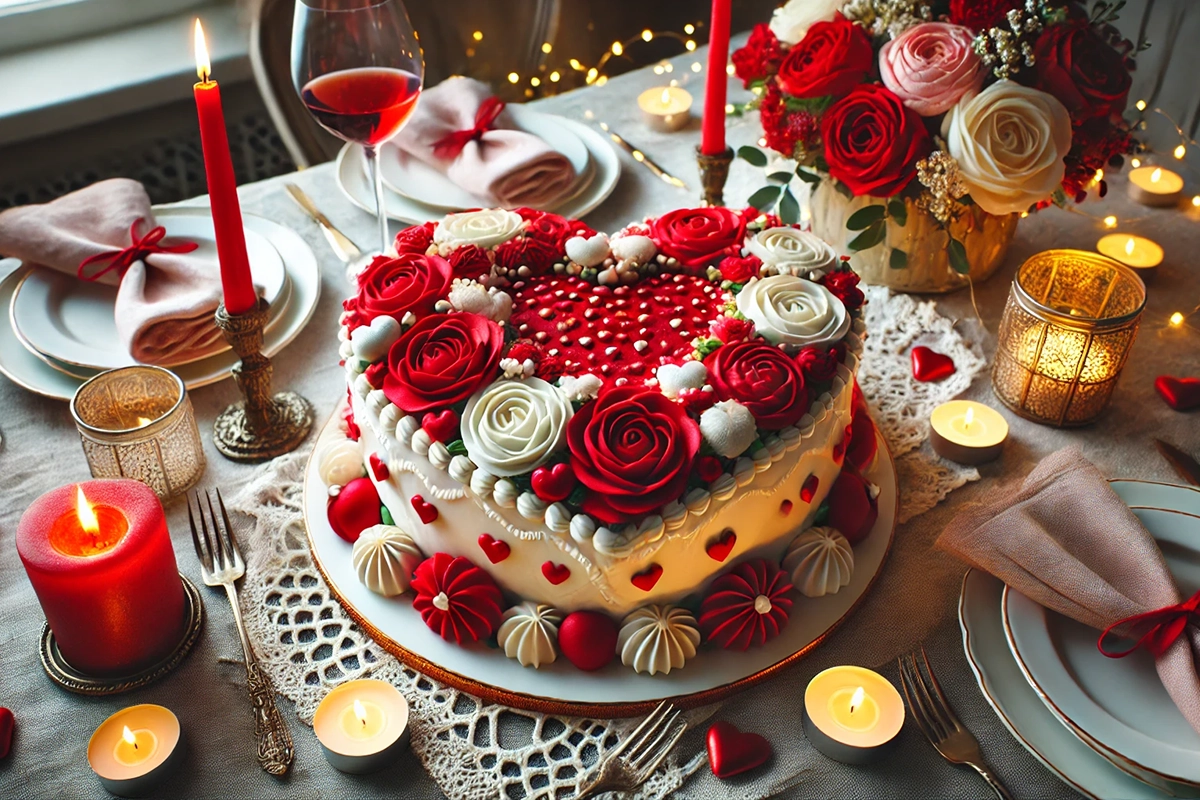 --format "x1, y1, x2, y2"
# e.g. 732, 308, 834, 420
1097, 233, 1163, 277
313, 679, 410, 773
88, 705, 181, 797
929, 400, 1009, 465
804, 666, 904, 764
1127, 166, 1183, 207
638, 86, 693, 133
